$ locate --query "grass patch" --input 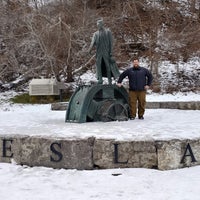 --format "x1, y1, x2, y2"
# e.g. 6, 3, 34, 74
11, 93, 71, 104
